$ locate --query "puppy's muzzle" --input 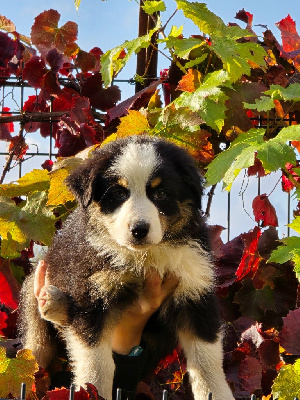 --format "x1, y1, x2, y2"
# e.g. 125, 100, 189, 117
130, 221, 150, 241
